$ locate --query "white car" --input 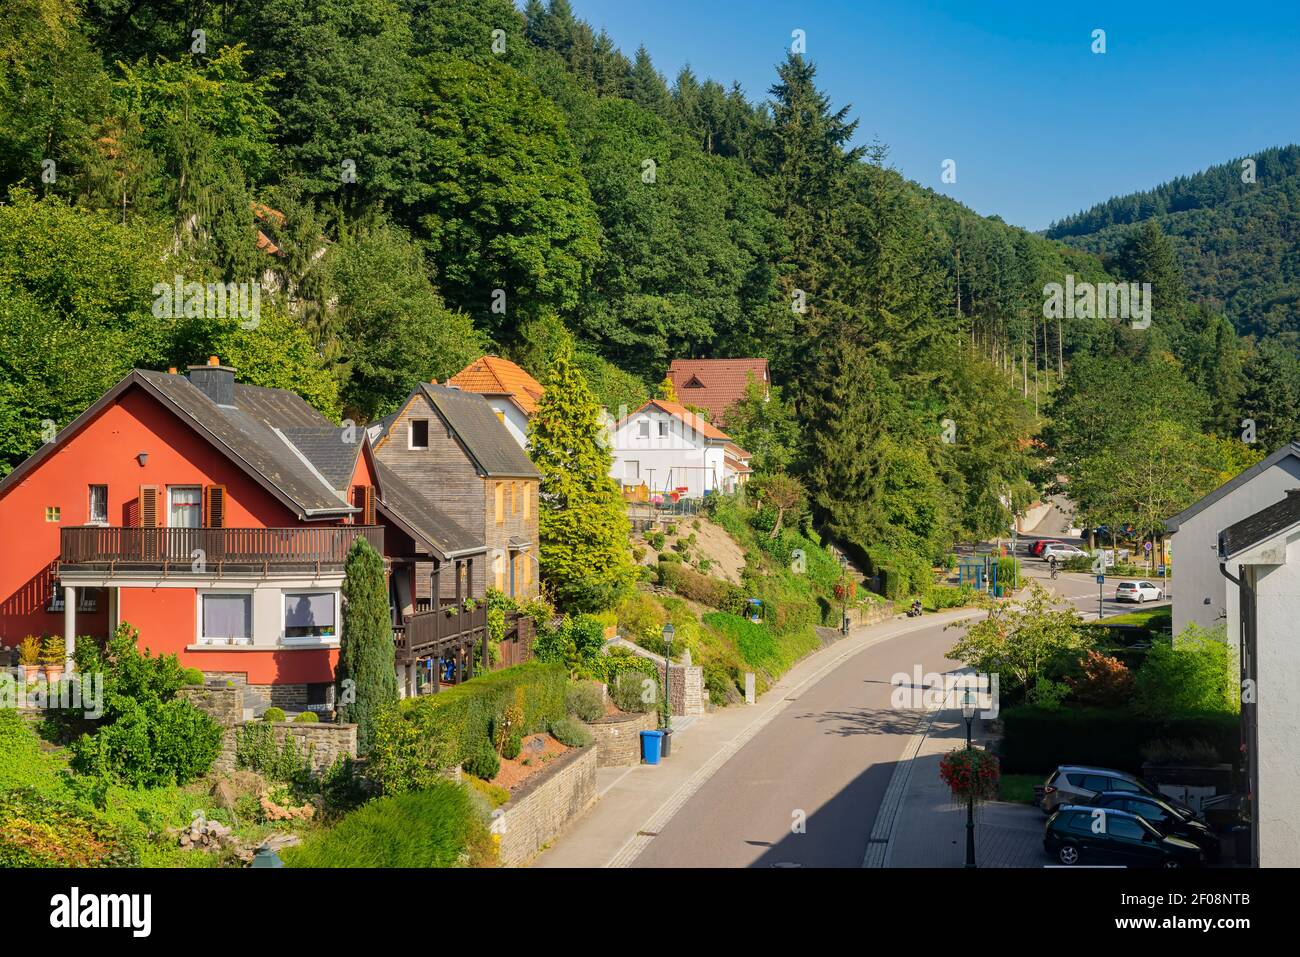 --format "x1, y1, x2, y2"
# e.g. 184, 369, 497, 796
1042, 543, 1085, 561
1116, 580, 1163, 603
